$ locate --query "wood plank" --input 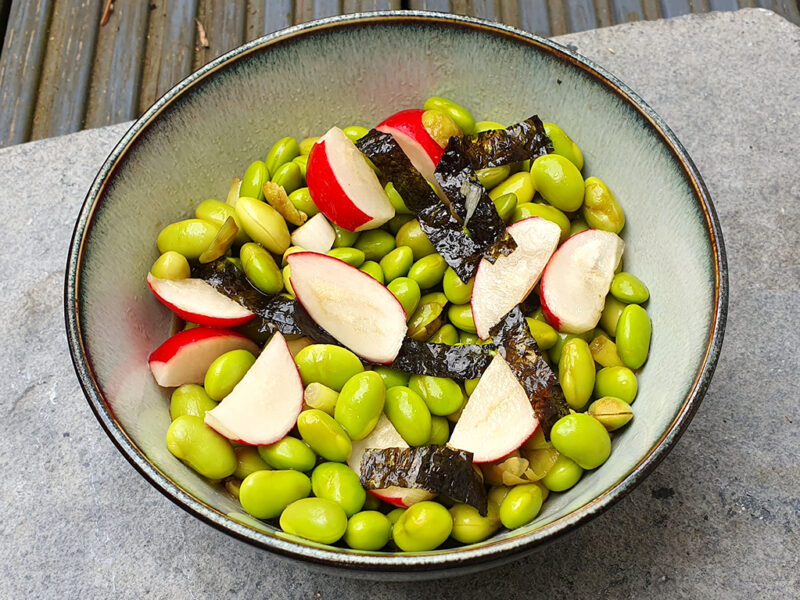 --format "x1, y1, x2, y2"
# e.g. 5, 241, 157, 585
194, 0, 247, 69
642, 0, 661, 18
30, 0, 104, 141
0, 0, 53, 147
408, 0, 452, 11
294, 0, 313, 23
566, 0, 599, 32
611, 0, 645, 22
85, 2, 151, 129
593, 0, 616, 26
312, 0, 341, 19
519, 0, 551, 36
499, 1, 522, 27
260, 0, 293, 35
660, 0, 690, 17
138, 0, 198, 116
342, 0, 402, 12
707, 0, 737, 8
547, 0, 568, 34
470, 0, 500, 20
